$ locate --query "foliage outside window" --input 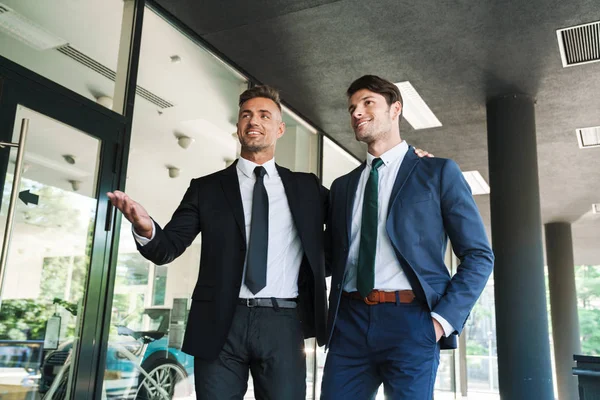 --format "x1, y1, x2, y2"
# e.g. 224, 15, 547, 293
576, 265, 600, 355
